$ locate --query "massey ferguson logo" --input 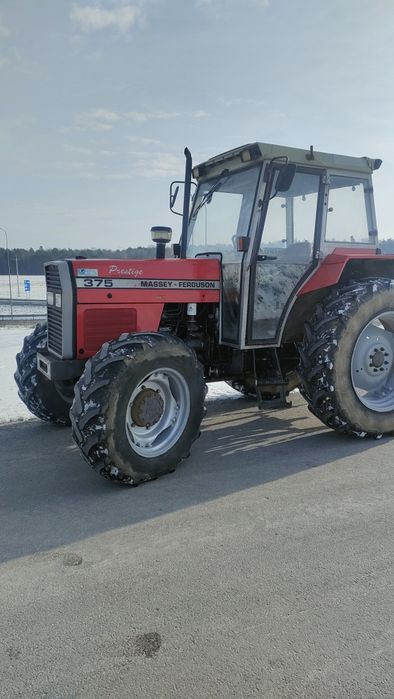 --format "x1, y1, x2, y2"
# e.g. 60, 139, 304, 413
108, 265, 143, 276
